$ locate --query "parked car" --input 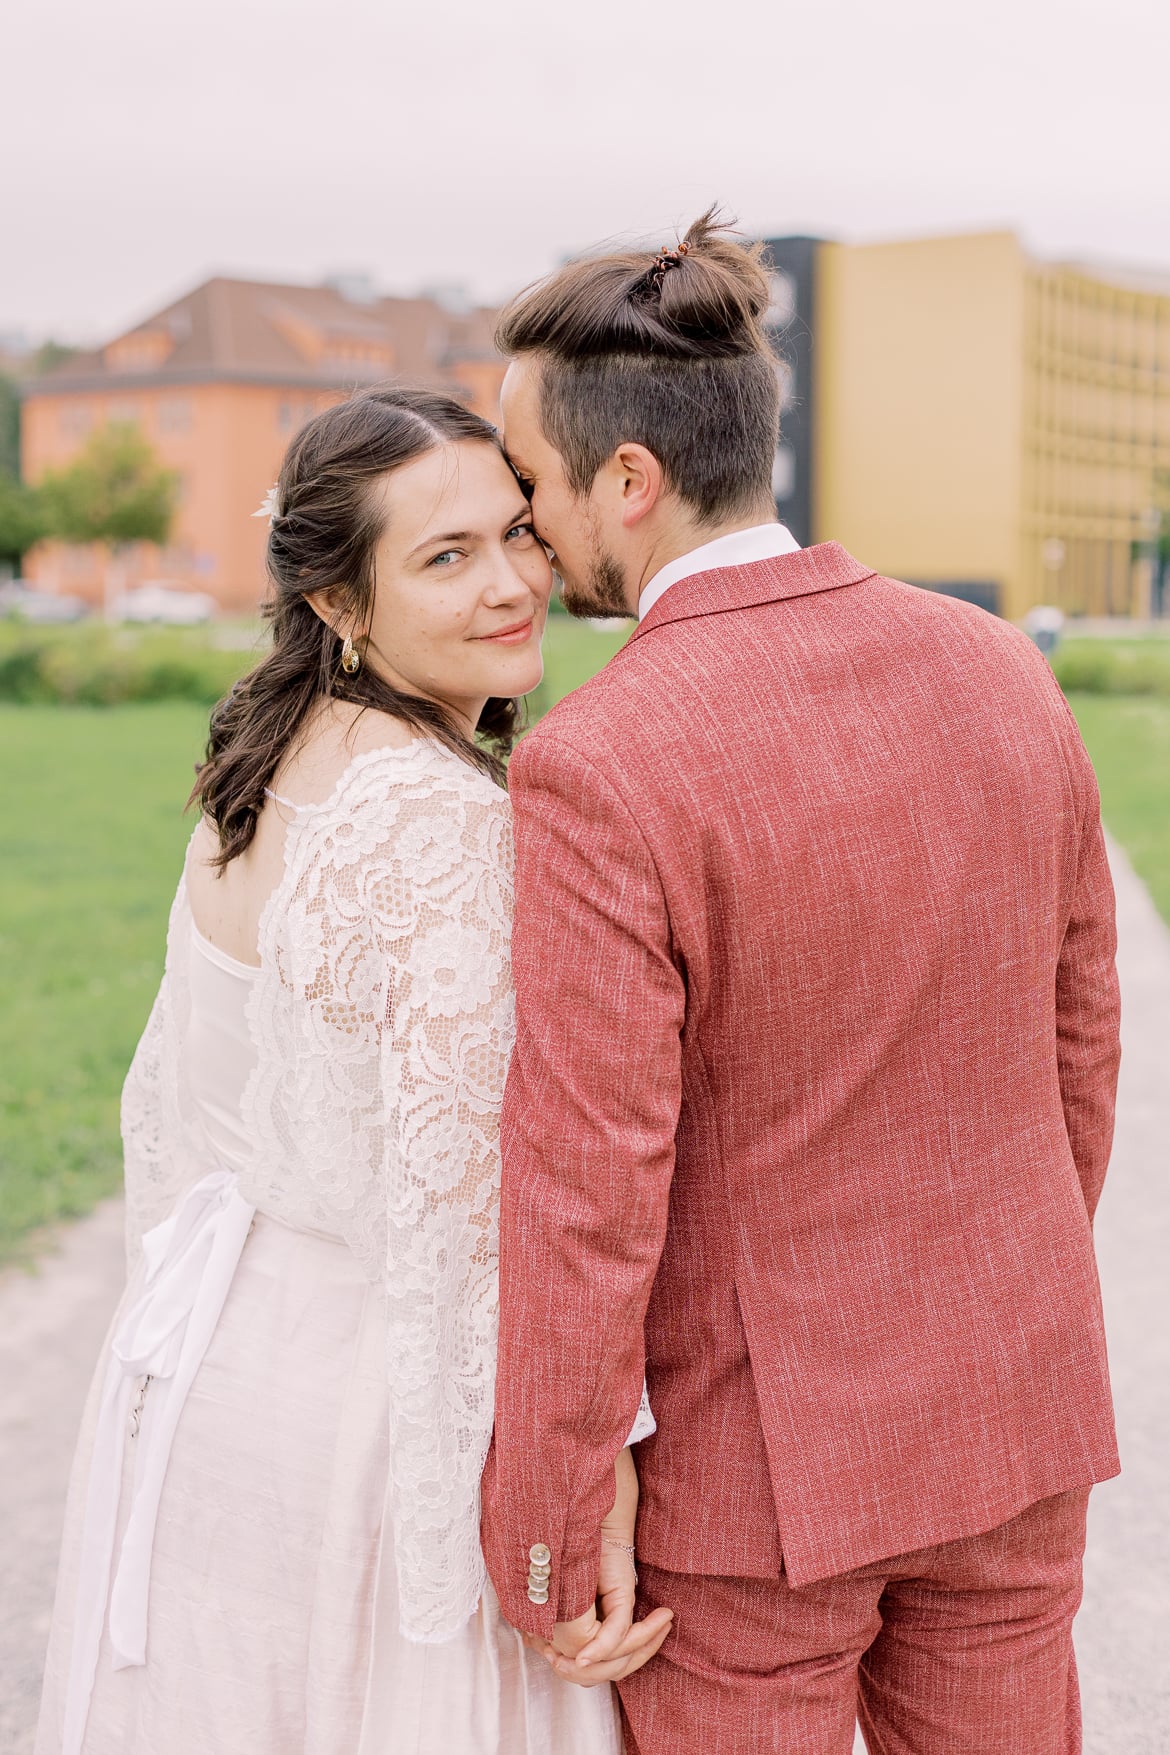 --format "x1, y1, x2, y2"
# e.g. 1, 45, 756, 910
110, 584, 216, 626
0, 581, 89, 623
